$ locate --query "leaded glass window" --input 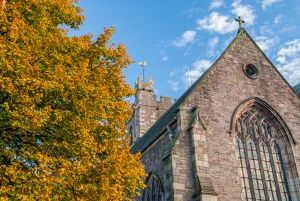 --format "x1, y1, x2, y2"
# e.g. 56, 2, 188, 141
143, 175, 163, 201
235, 106, 300, 201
